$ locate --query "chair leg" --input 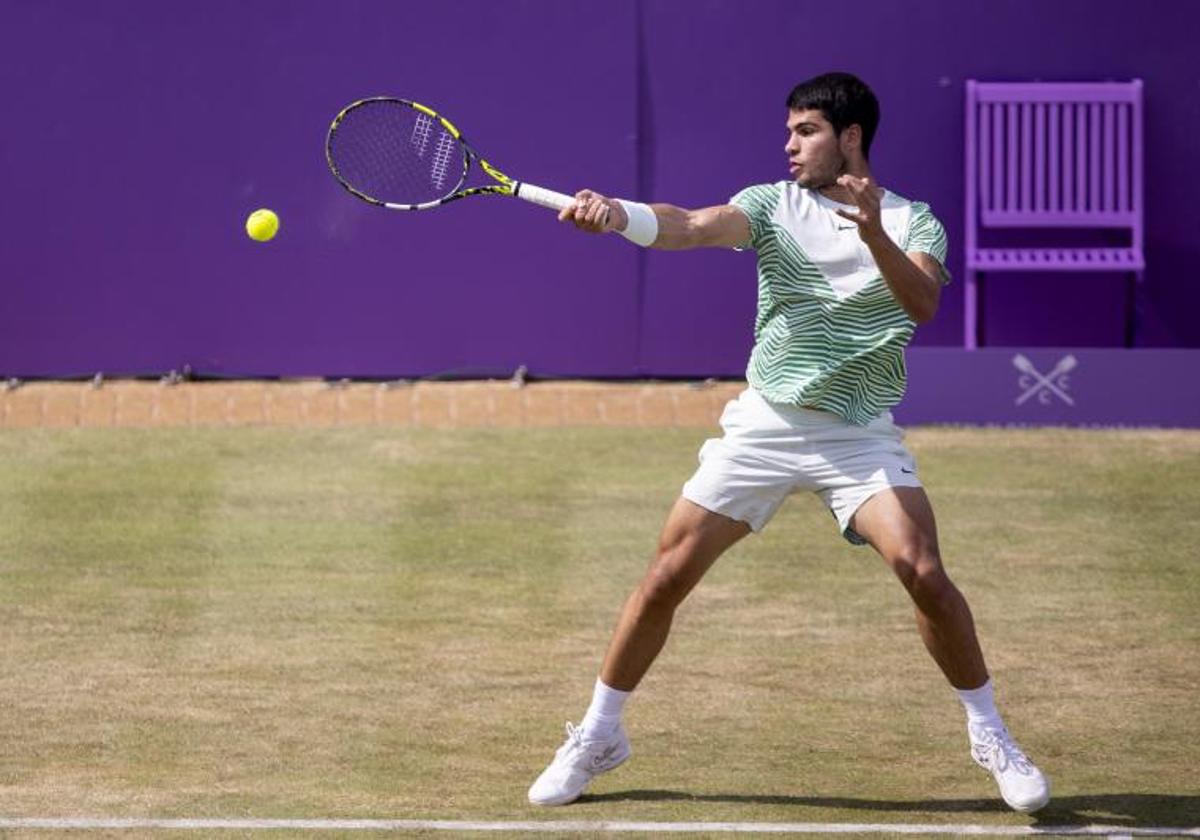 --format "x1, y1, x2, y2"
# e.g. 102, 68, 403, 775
964, 269, 979, 349
1125, 270, 1145, 348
